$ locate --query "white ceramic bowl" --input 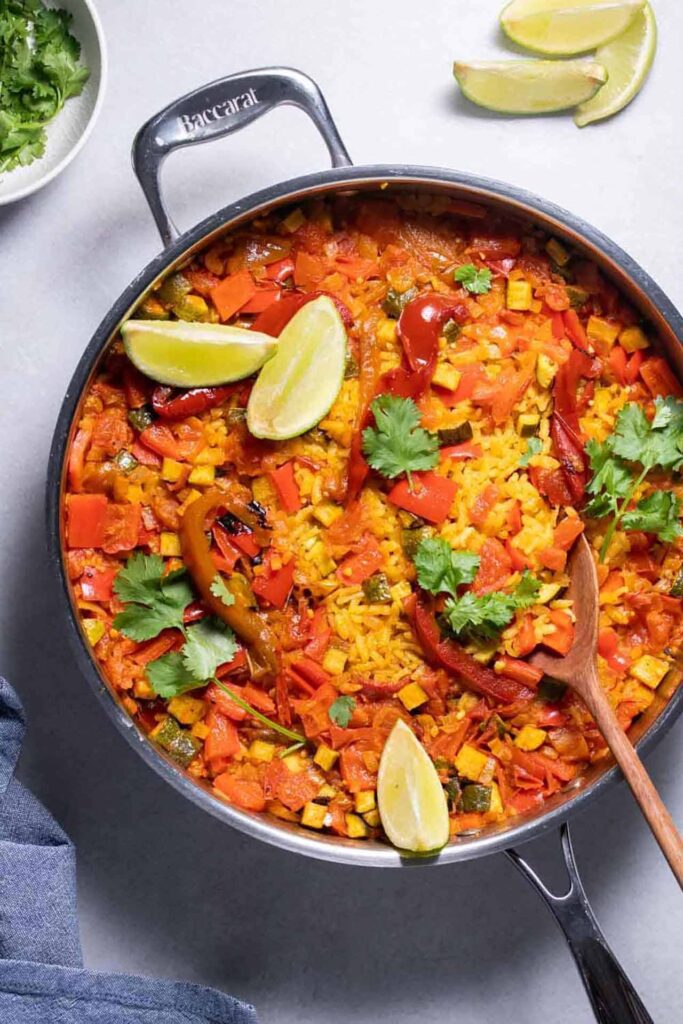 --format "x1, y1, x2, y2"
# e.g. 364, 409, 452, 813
0, 0, 107, 206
